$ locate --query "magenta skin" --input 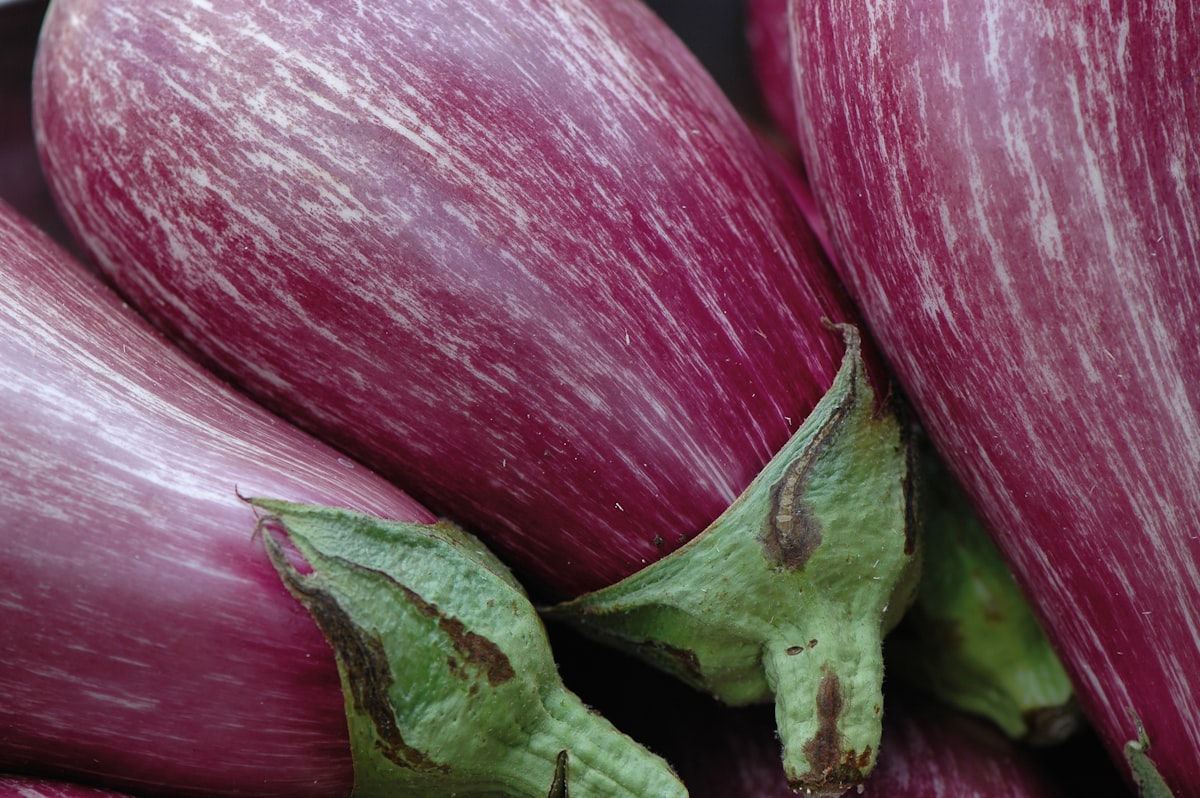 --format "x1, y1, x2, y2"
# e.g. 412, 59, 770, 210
0, 200, 435, 797
32, 0, 862, 599
0, 776, 137, 798
782, 1, 1200, 793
